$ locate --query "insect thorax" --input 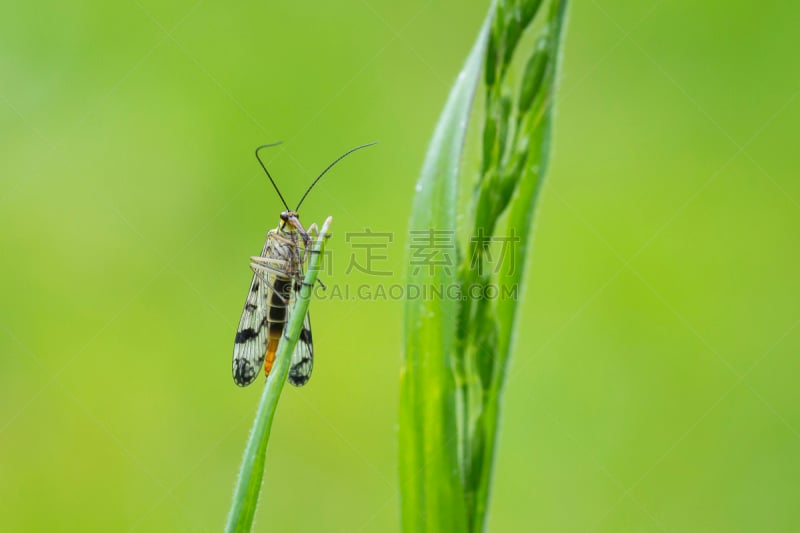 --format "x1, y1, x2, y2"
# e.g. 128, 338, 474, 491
267, 226, 305, 279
